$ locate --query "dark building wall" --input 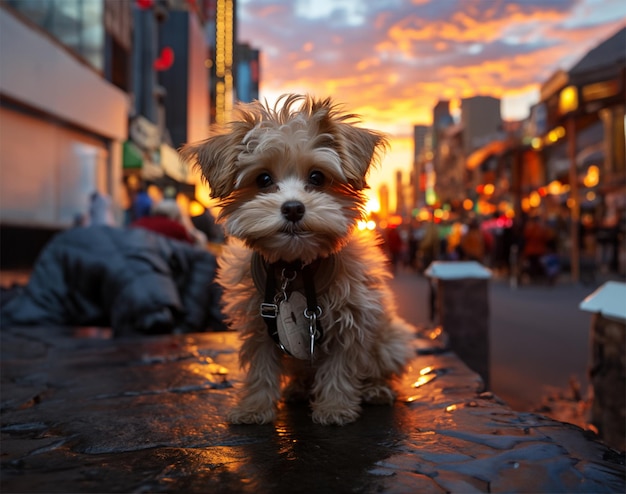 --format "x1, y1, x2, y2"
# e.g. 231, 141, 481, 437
159, 11, 190, 149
